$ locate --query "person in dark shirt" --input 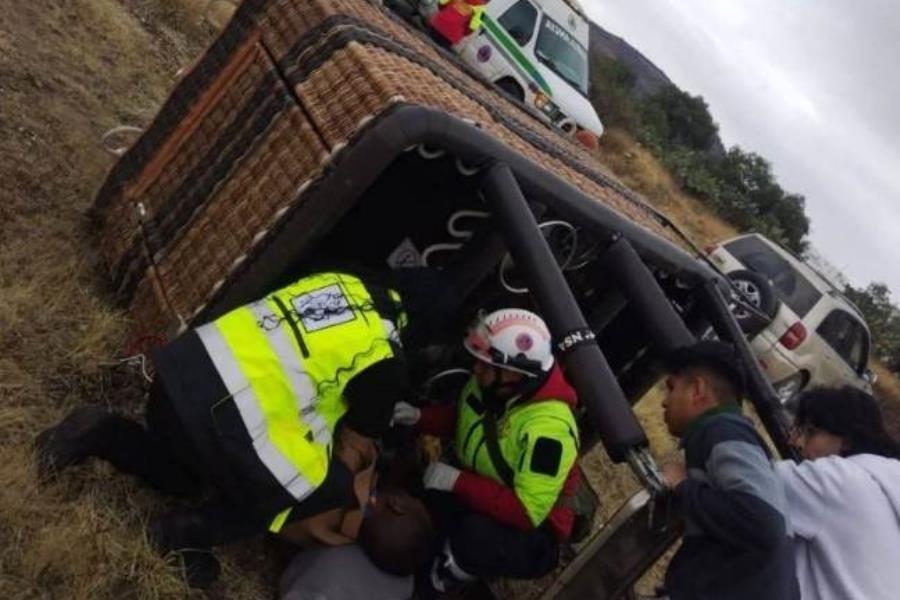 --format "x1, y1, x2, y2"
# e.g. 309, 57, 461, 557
659, 341, 799, 600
